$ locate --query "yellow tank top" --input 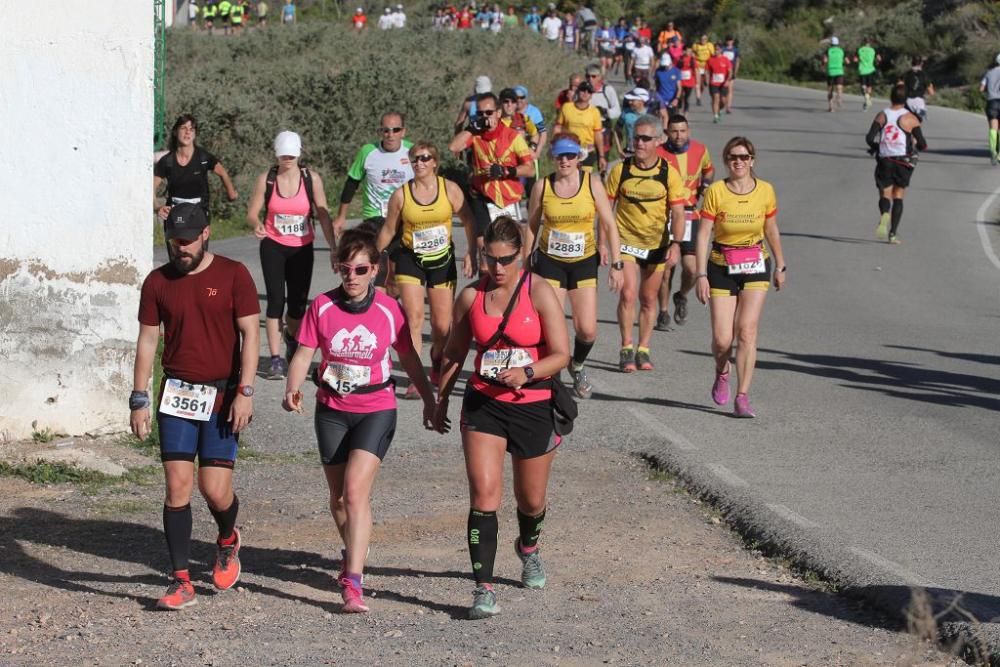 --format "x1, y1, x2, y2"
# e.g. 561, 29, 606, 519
401, 176, 454, 260
700, 179, 777, 265
539, 172, 597, 261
